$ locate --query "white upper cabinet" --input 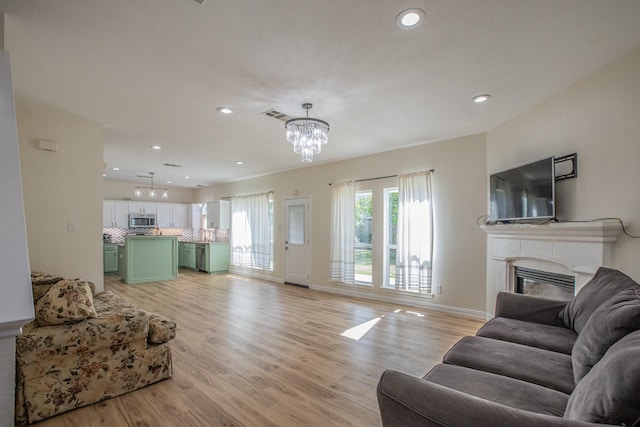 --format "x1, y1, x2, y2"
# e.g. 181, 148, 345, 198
172, 204, 188, 228
103, 201, 129, 228
103, 200, 191, 229
188, 204, 204, 229
156, 203, 188, 228
206, 200, 230, 229
128, 202, 157, 215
